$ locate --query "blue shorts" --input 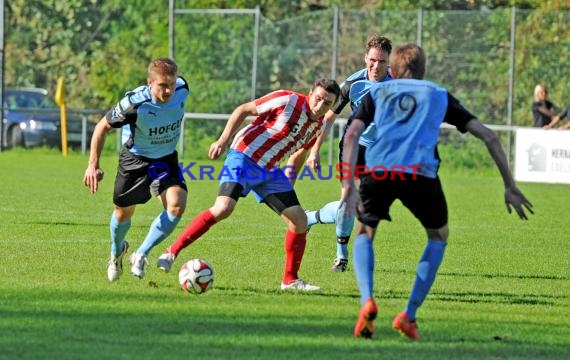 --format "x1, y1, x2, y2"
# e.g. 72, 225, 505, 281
219, 149, 294, 203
